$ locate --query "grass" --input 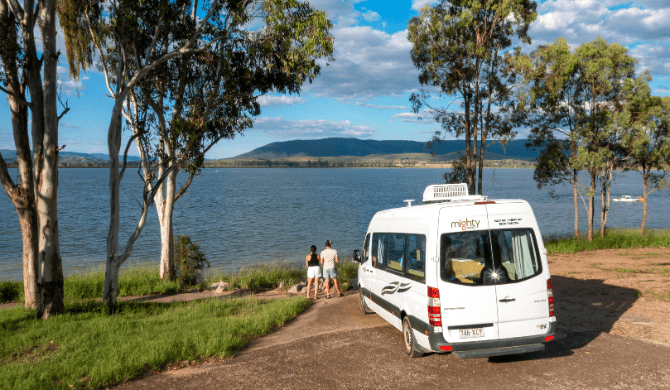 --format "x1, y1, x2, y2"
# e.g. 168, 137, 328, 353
0, 296, 310, 389
207, 263, 305, 291
545, 228, 670, 254
206, 261, 360, 292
